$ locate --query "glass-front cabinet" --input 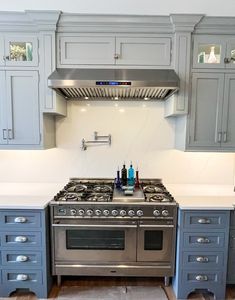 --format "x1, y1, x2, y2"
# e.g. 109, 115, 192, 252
193, 35, 235, 69
0, 36, 38, 67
